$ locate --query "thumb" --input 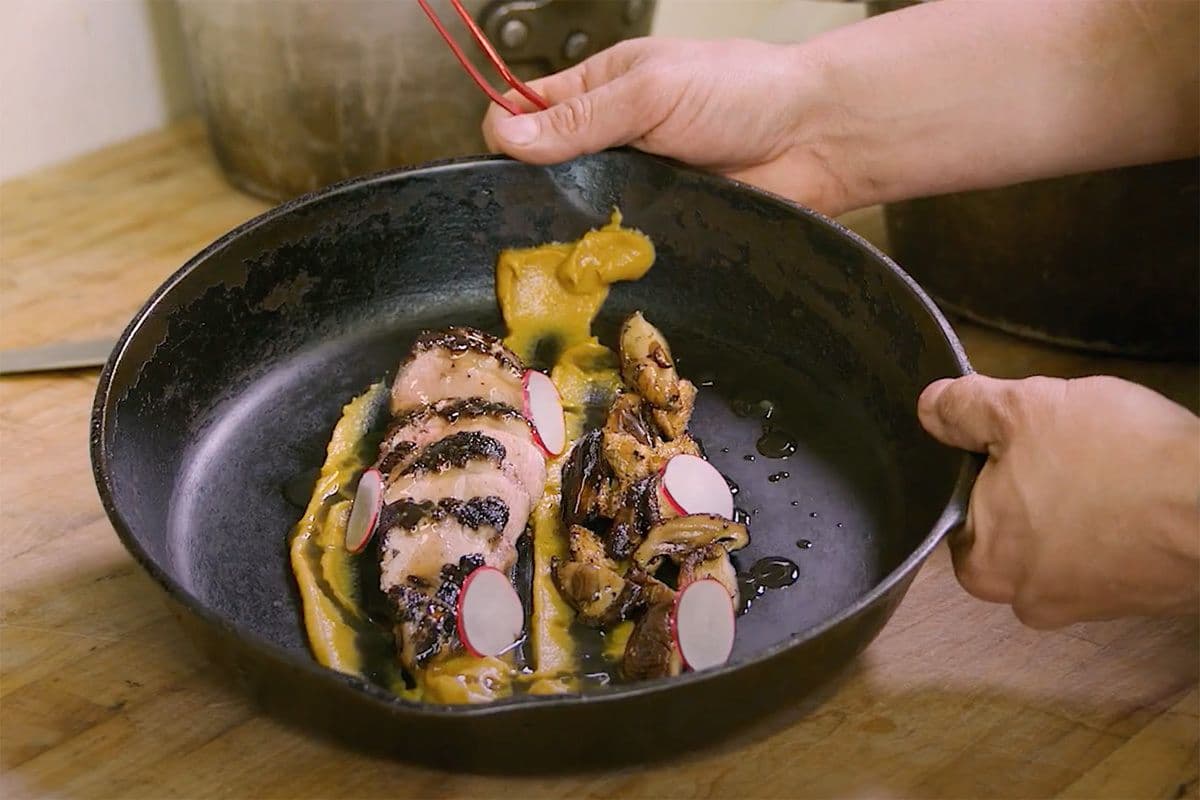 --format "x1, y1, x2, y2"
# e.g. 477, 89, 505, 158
487, 76, 650, 164
917, 374, 1013, 453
